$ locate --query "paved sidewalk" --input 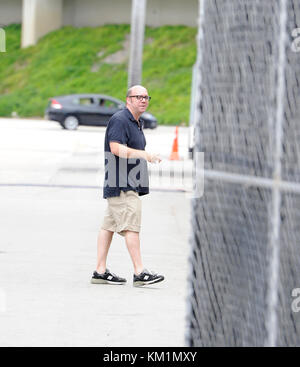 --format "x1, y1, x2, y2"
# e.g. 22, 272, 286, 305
0, 117, 192, 347
0, 185, 191, 347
